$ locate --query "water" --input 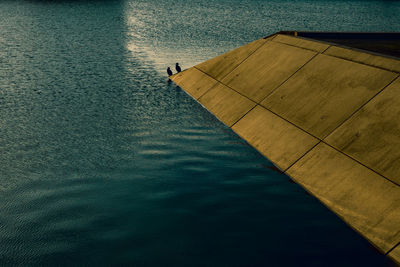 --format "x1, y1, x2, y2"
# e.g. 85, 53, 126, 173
1, 0, 399, 266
